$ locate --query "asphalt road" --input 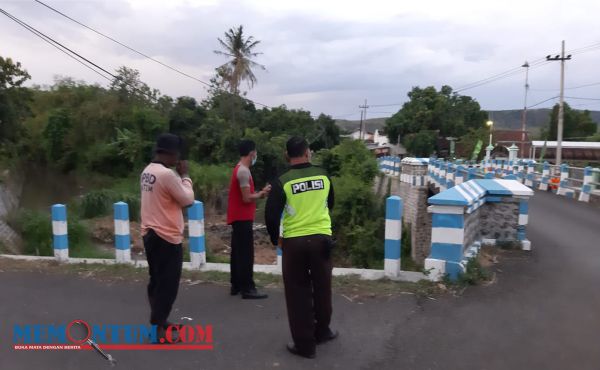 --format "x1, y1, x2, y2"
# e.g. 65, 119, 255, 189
1, 190, 599, 370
